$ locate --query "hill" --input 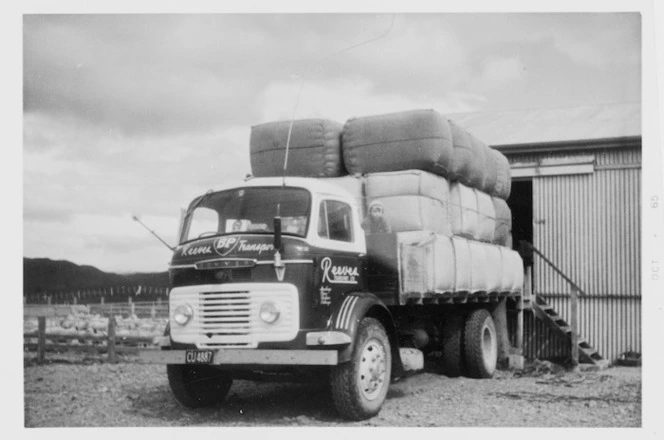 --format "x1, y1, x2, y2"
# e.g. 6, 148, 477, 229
23, 257, 168, 297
